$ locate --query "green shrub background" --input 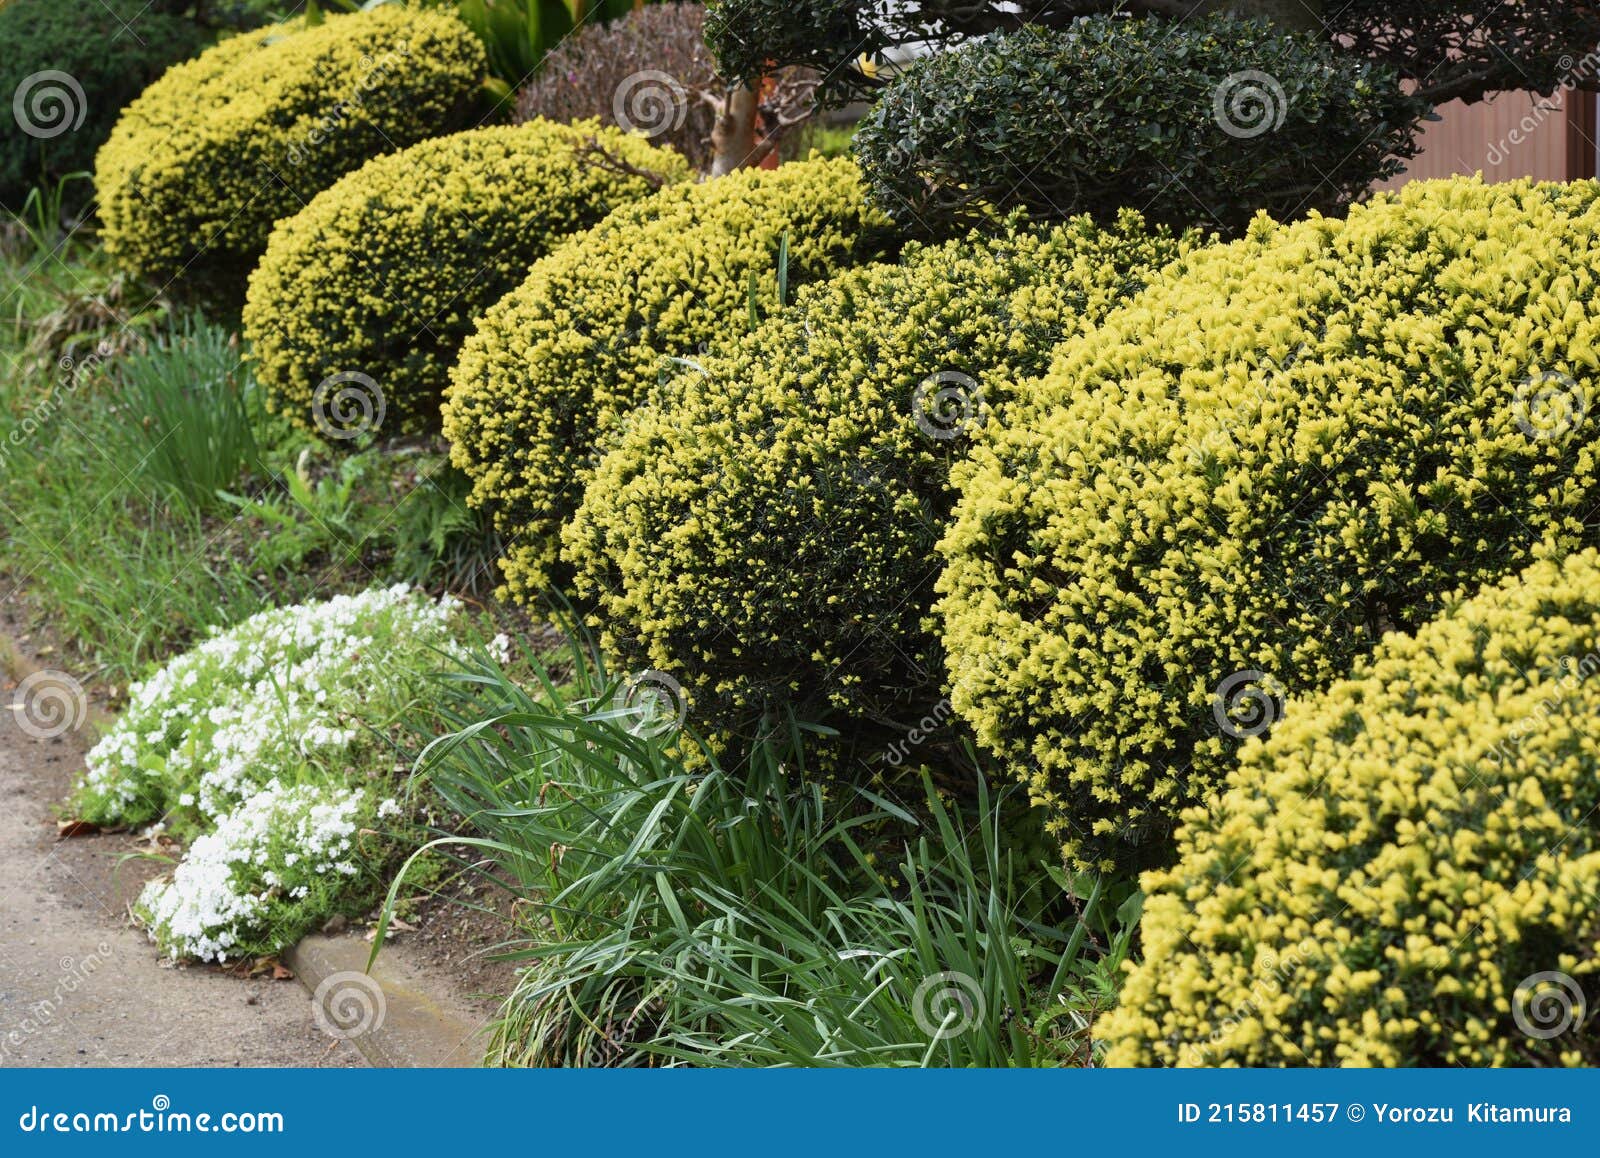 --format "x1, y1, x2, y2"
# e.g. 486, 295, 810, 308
0, 0, 208, 213
854, 16, 1426, 235
937, 176, 1600, 873
564, 213, 1192, 741
443, 156, 899, 601
1104, 549, 1600, 1067
244, 119, 690, 436
95, 7, 484, 299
